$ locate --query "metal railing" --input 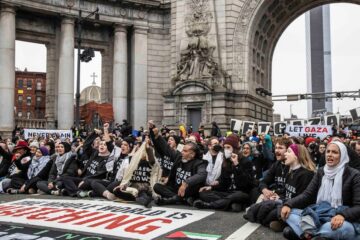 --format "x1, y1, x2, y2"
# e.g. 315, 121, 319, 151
15, 118, 47, 129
